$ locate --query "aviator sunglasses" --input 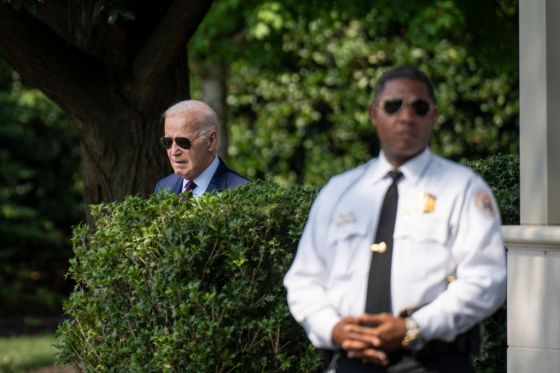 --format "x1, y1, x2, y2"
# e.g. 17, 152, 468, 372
160, 133, 206, 150
379, 96, 434, 117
